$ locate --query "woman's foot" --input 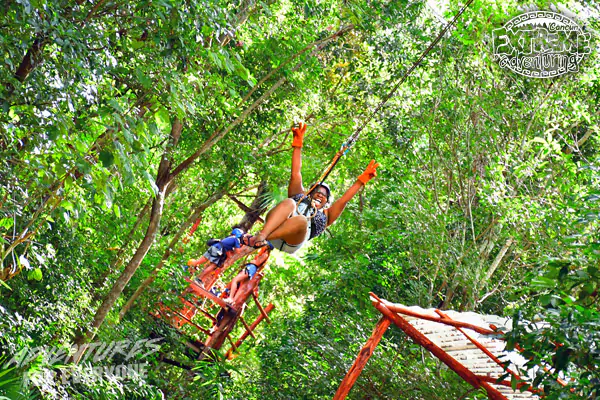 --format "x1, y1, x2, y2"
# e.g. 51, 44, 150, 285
252, 232, 269, 247
241, 233, 270, 249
